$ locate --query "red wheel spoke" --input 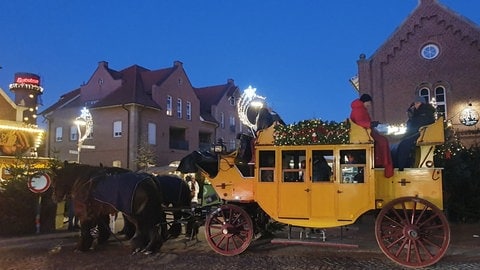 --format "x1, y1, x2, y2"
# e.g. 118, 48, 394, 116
205, 204, 253, 256
375, 197, 450, 268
